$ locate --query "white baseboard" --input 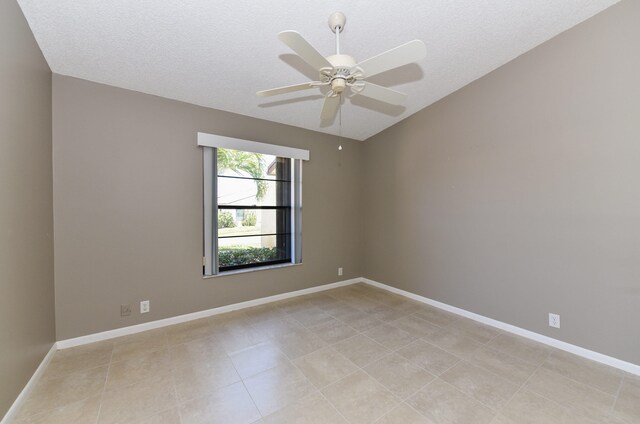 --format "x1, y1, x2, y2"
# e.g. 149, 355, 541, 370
5, 275, 637, 424
40, 275, 640, 380
57, 278, 362, 349
1, 343, 57, 424
362, 278, 640, 376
